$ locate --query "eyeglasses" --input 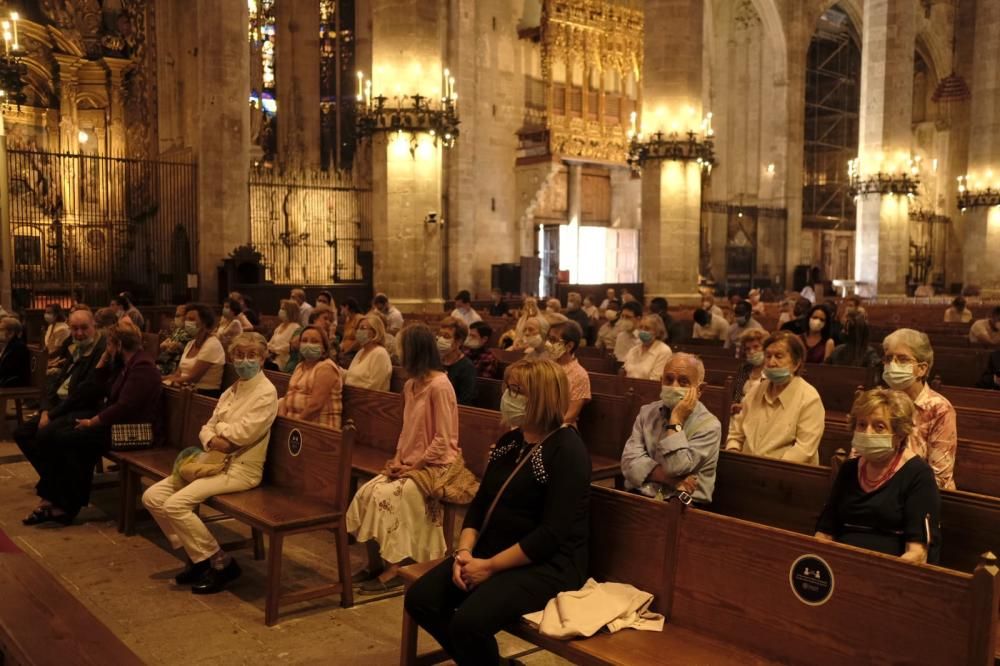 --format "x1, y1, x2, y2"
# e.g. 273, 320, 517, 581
883, 354, 917, 365
232, 352, 261, 362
